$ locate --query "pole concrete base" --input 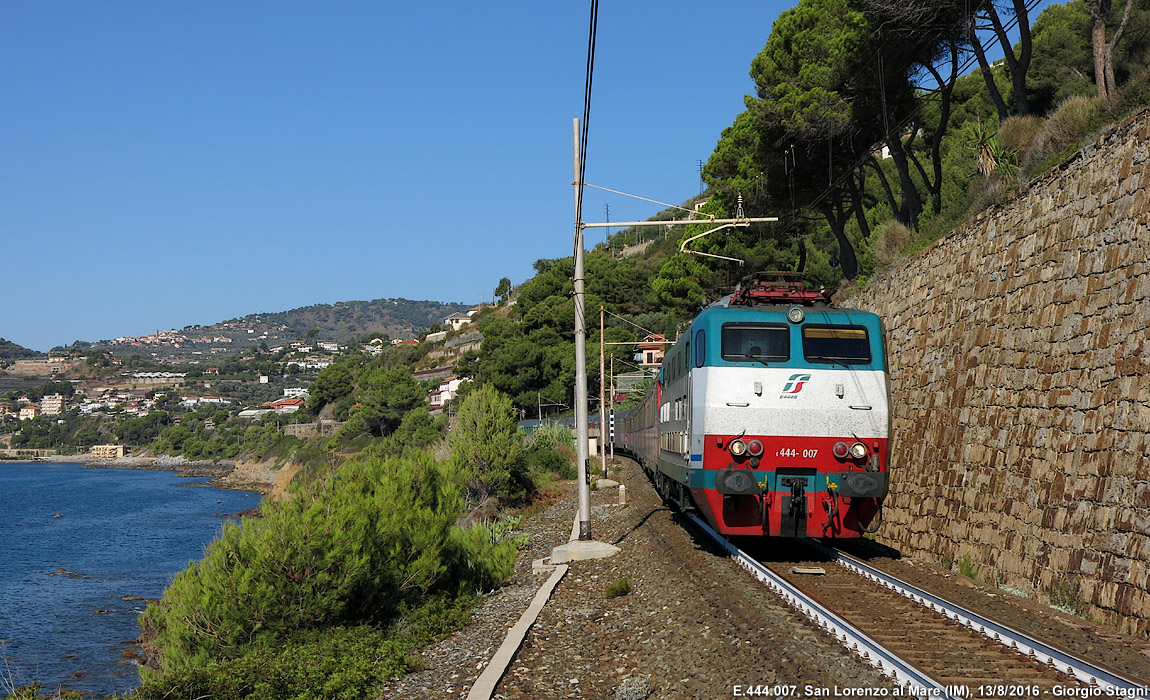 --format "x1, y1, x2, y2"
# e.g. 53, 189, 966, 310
550, 539, 620, 564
